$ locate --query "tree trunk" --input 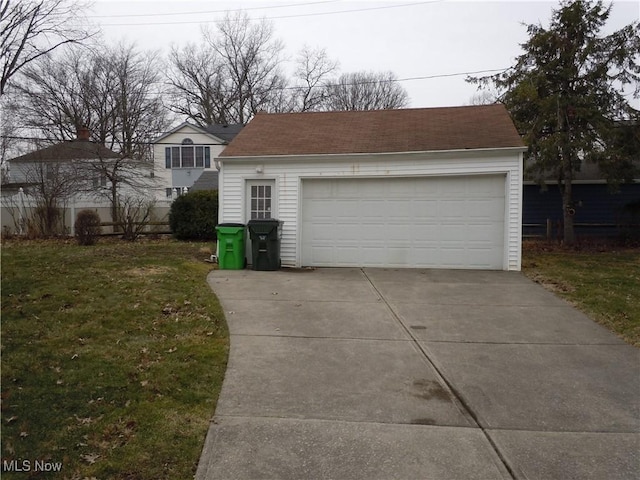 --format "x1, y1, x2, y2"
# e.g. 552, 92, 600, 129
558, 95, 575, 246
560, 133, 576, 245
562, 177, 575, 245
